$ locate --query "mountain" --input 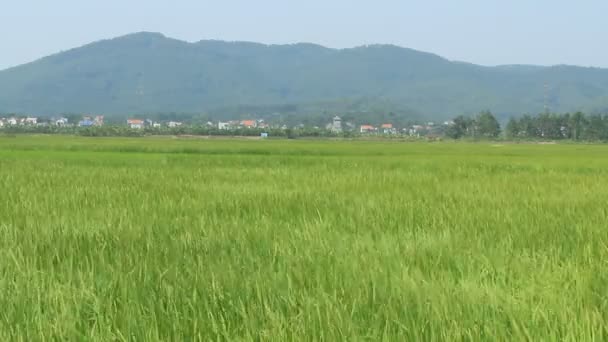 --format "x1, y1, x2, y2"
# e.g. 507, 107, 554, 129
1, 32, 608, 122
